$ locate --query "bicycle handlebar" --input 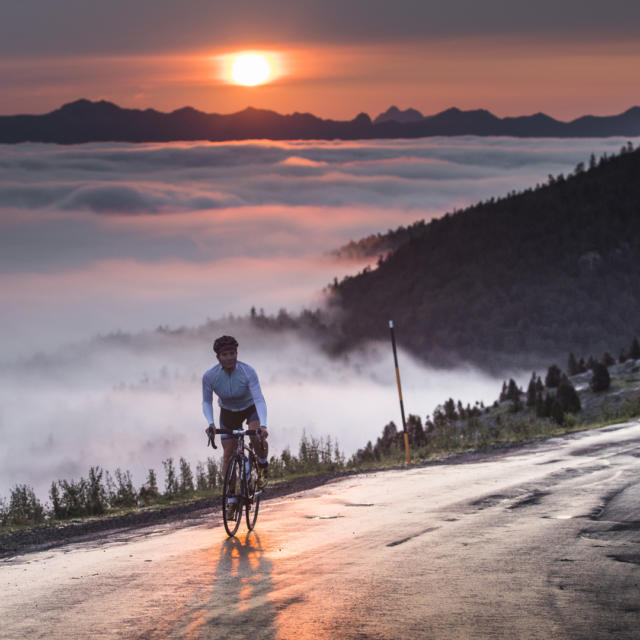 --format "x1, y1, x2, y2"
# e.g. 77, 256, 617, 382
206, 426, 262, 449
214, 428, 259, 436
